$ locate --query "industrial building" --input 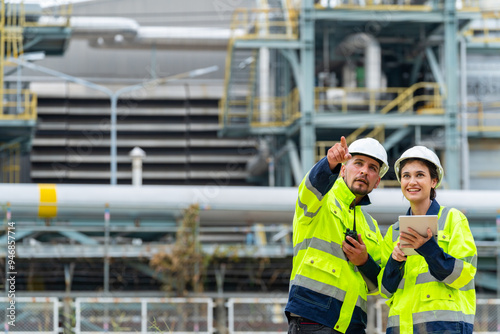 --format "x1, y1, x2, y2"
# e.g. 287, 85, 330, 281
0, 0, 500, 333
